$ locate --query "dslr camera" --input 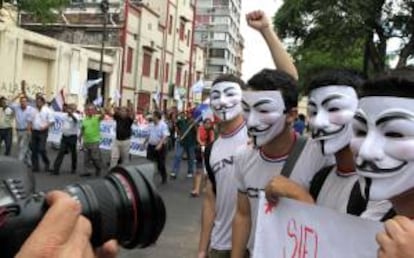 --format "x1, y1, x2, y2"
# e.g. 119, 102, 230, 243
0, 157, 166, 257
